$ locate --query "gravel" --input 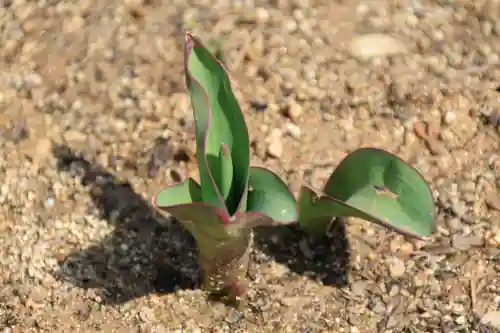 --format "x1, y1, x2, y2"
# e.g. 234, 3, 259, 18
1, 0, 500, 332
